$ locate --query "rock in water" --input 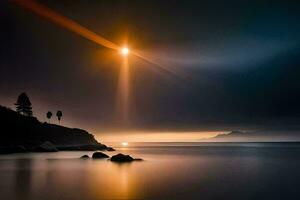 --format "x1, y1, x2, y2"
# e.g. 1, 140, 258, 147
80, 155, 89, 159
106, 147, 115, 151
92, 152, 109, 159
111, 153, 134, 162
34, 141, 58, 152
